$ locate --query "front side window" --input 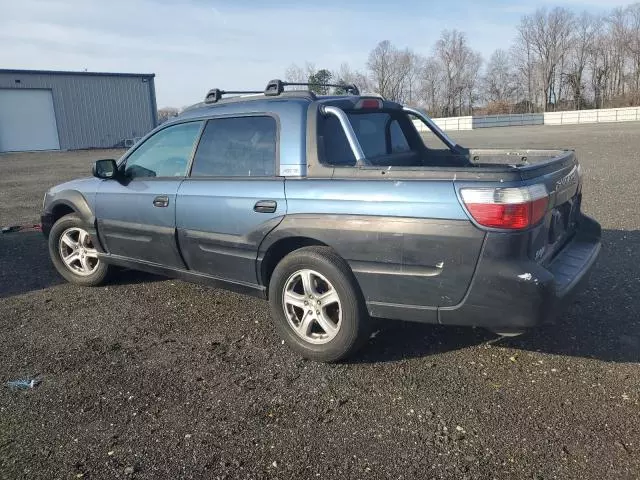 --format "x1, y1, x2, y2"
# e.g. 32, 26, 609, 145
124, 121, 203, 178
190, 116, 277, 177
